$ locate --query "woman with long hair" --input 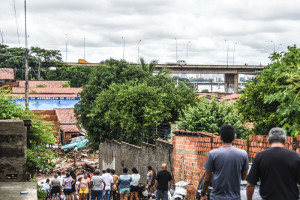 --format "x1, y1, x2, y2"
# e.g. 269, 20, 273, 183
130, 167, 140, 200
